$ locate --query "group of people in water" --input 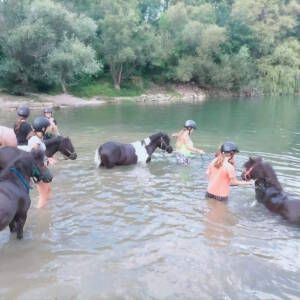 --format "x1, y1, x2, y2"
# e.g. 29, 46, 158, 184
5, 105, 252, 209
13, 105, 59, 208
173, 119, 252, 201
